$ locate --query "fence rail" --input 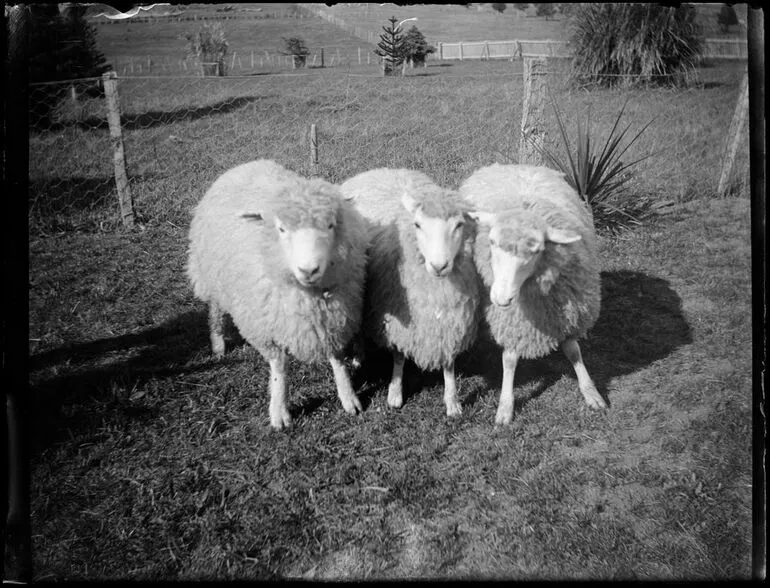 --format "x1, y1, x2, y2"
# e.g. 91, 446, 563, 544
436, 38, 748, 61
